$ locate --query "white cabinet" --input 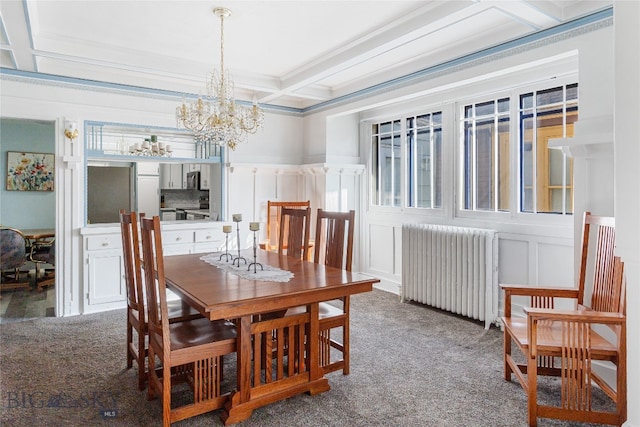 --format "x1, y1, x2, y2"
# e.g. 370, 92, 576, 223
200, 164, 211, 190
137, 175, 160, 217
160, 163, 184, 189
81, 222, 223, 314
137, 162, 159, 175
83, 232, 126, 313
